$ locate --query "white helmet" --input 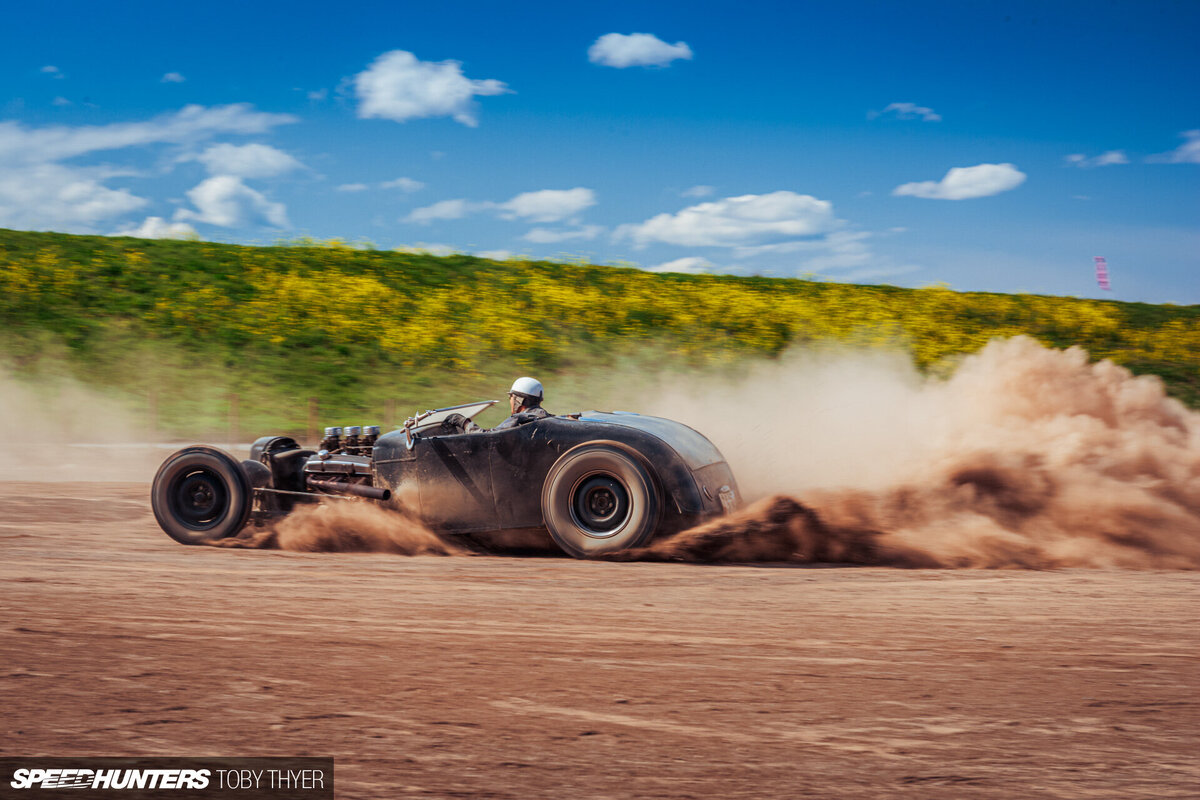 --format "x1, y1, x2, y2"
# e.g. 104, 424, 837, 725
509, 376, 543, 404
